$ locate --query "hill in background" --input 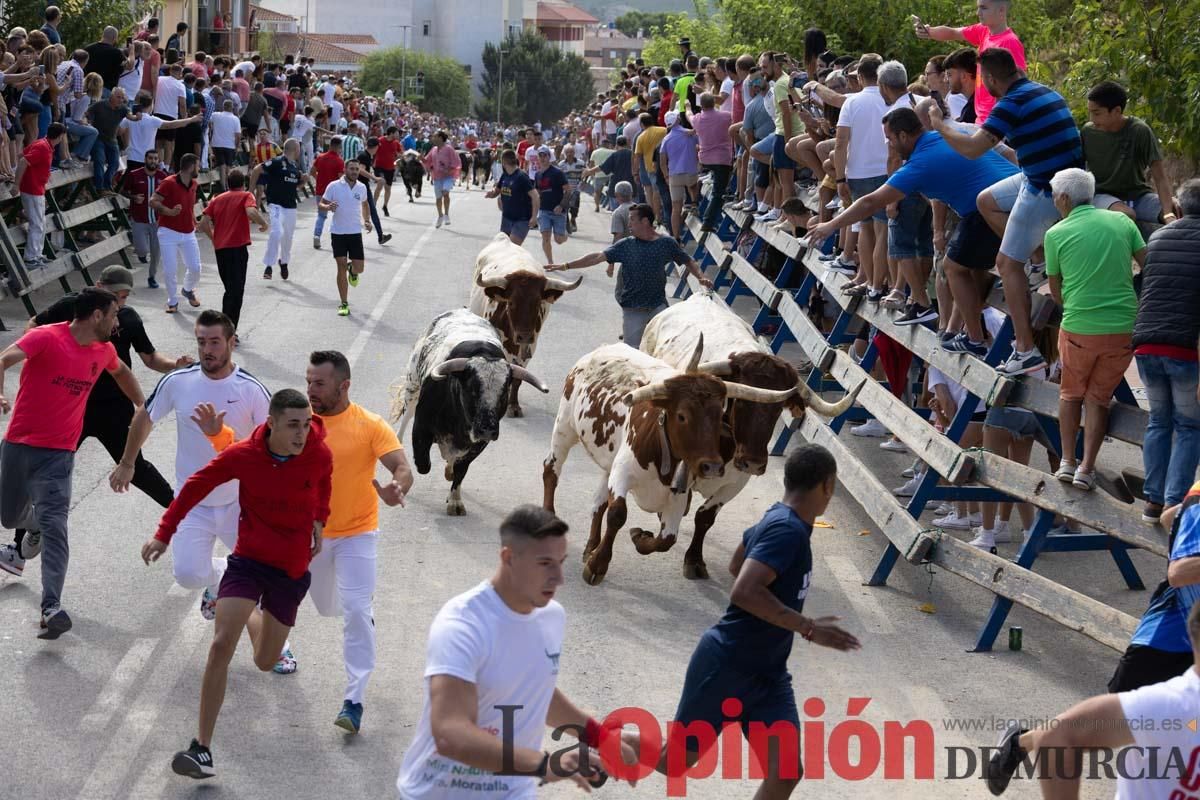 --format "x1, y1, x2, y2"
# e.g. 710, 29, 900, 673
576, 0, 708, 23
